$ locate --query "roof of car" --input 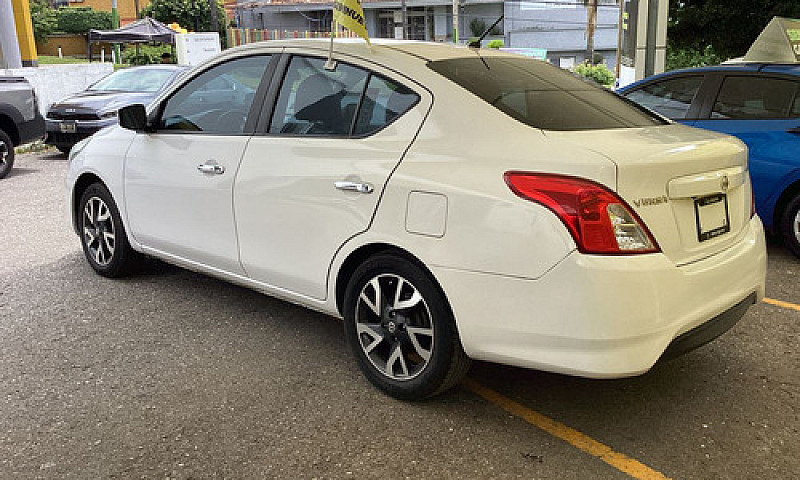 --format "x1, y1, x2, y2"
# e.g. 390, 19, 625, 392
617, 62, 800, 92
226, 38, 524, 62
